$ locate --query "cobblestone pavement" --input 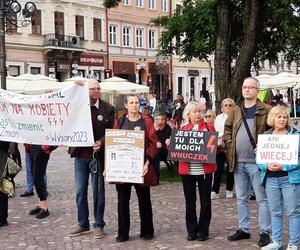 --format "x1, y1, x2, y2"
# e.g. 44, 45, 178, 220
0, 147, 294, 250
